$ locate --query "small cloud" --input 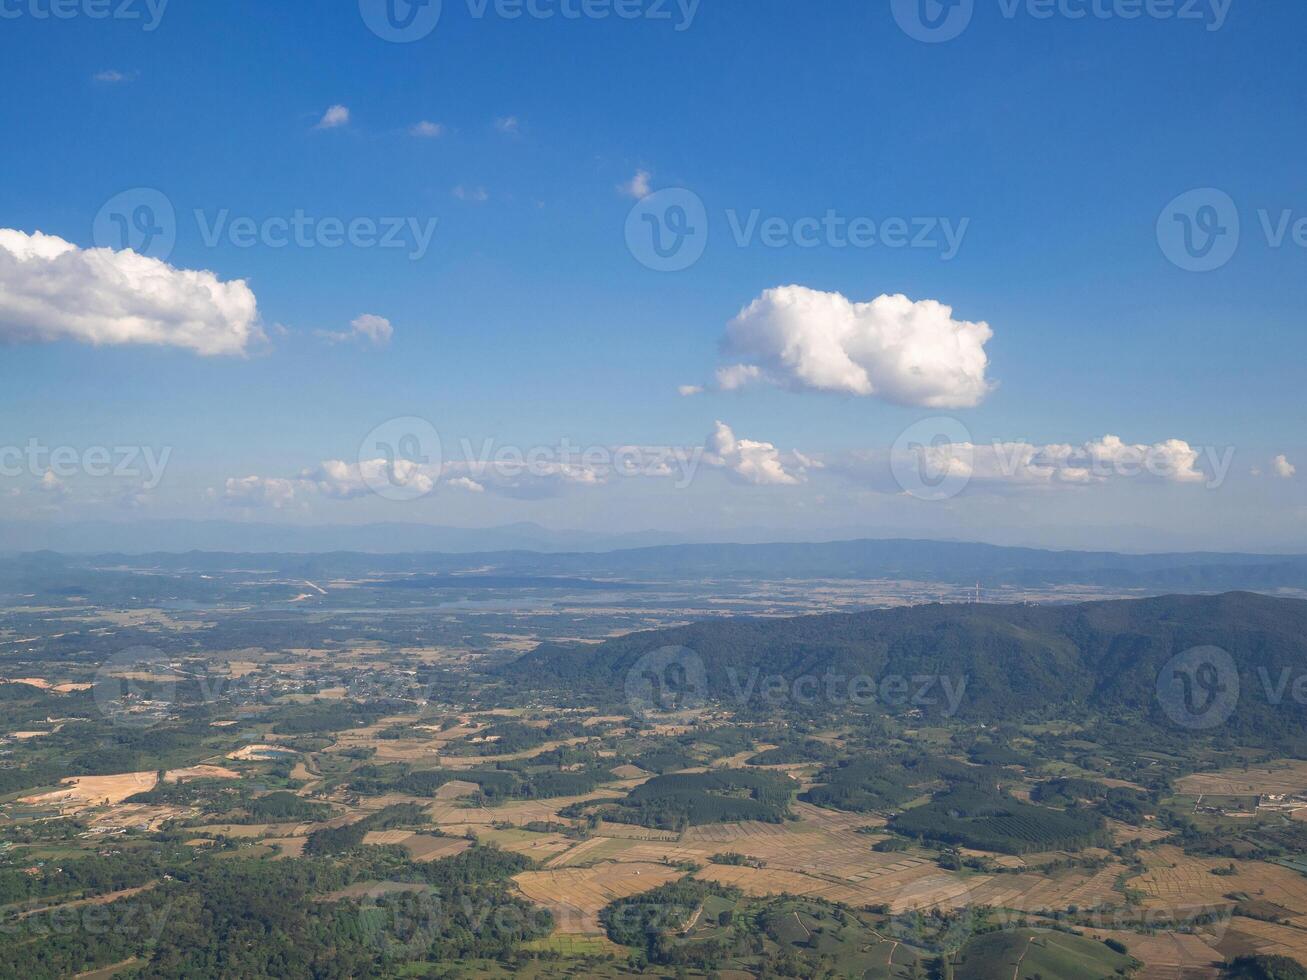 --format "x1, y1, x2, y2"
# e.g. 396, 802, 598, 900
715, 364, 763, 391
677, 384, 704, 397
452, 185, 488, 203
1274, 454, 1297, 479
618, 170, 652, 199
317, 313, 393, 348
704, 421, 802, 486
222, 475, 302, 509
410, 120, 444, 138
349, 313, 393, 347
494, 115, 520, 135
447, 477, 485, 493
39, 470, 68, 498
316, 105, 350, 129
93, 69, 135, 83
